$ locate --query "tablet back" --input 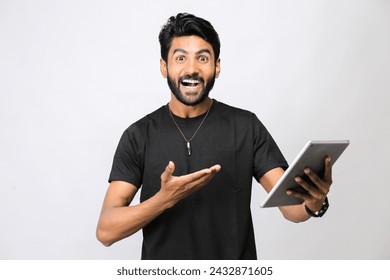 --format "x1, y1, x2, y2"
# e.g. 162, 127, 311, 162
260, 140, 350, 207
